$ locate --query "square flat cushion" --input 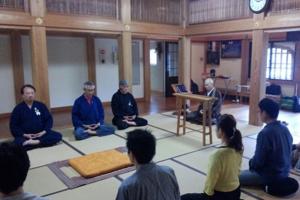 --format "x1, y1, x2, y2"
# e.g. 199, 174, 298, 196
69, 149, 132, 178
